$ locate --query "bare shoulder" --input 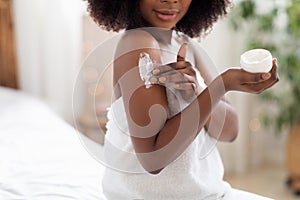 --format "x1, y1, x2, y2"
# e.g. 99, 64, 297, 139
188, 38, 219, 83
113, 29, 163, 84
115, 29, 161, 59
